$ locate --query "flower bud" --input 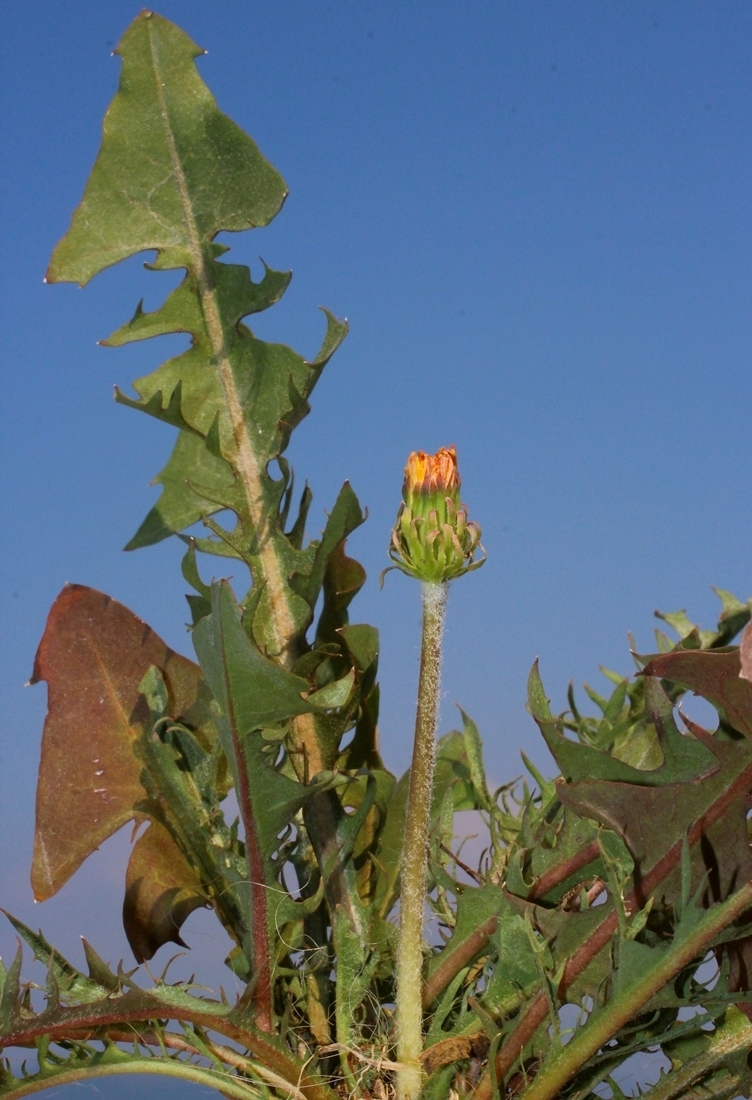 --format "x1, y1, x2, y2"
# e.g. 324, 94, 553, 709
389, 446, 485, 583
